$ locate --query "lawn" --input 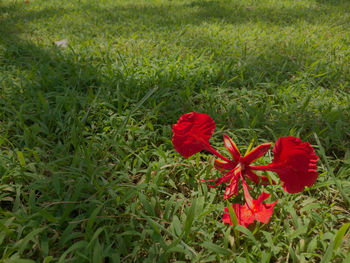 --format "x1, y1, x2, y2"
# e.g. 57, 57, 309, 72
0, 0, 349, 262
